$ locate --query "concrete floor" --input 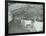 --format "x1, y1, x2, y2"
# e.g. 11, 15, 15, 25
8, 21, 29, 33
